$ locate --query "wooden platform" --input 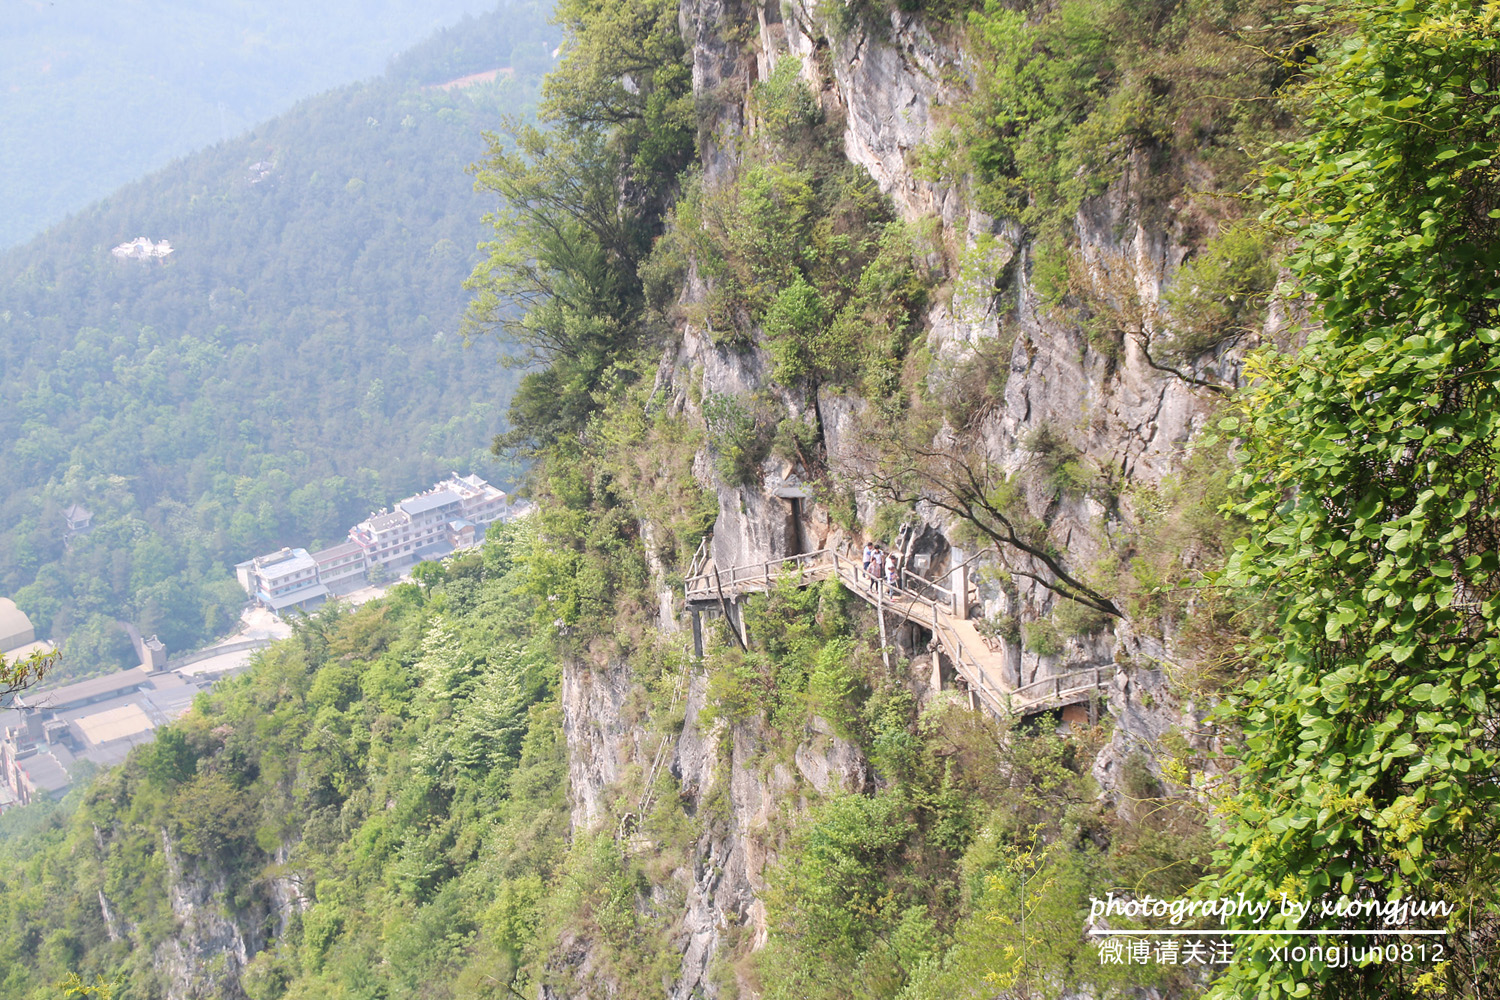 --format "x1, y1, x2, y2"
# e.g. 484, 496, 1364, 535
684, 546, 1110, 718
